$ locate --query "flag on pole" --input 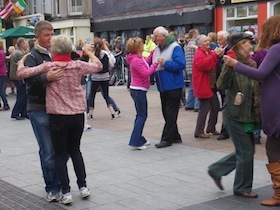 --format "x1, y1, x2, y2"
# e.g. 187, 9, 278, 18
14, 0, 27, 14
0, 0, 14, 20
